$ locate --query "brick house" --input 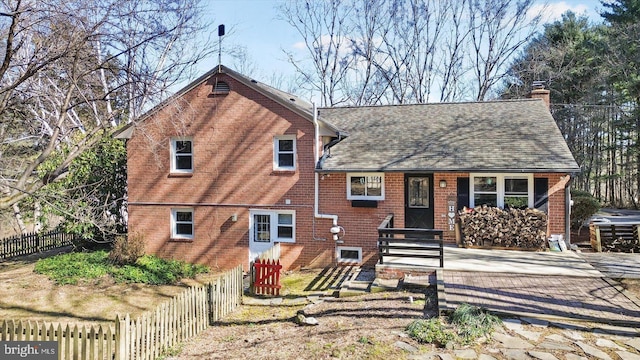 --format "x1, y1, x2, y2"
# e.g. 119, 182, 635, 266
117, 66, 580, 271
